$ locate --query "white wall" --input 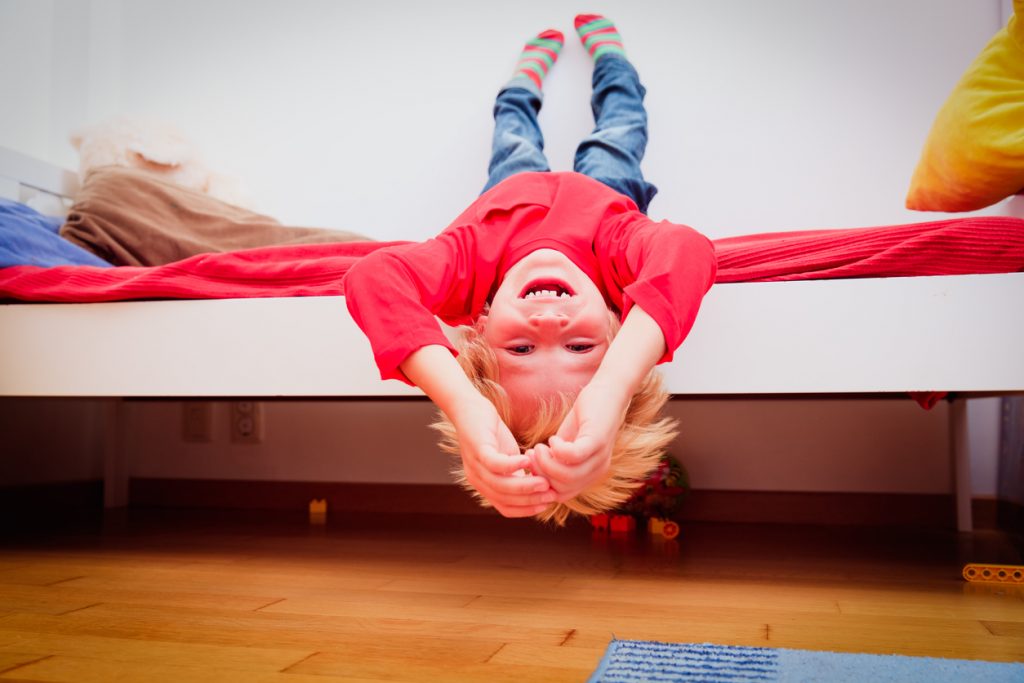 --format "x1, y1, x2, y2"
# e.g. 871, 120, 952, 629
0, 1, 56, 162
0, 0, 1011, 496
